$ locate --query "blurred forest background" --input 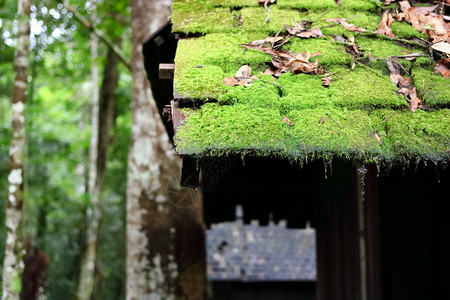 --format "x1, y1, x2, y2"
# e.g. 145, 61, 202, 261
1, 0, 138, 298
